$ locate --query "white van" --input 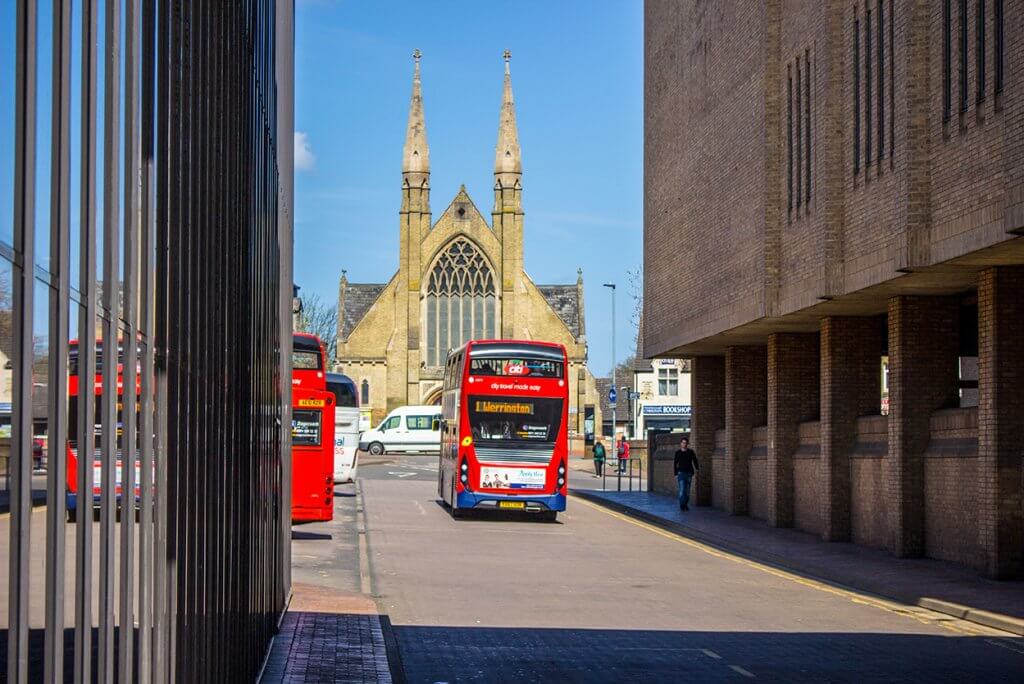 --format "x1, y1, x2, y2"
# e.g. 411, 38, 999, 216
326, 372, 360, 483
358, 405, 442, 455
